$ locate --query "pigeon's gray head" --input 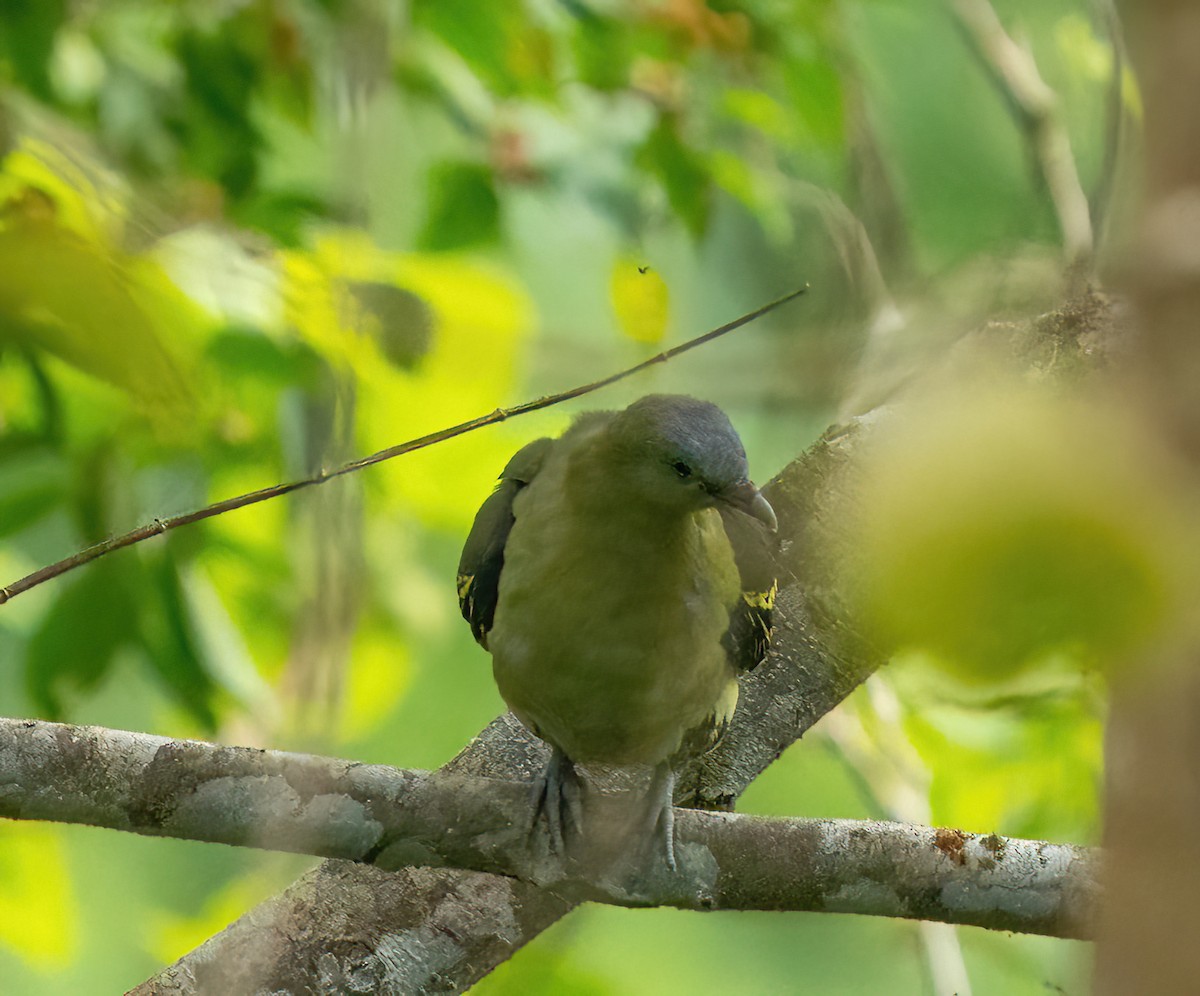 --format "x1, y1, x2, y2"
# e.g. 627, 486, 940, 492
607, 394, 776, 529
